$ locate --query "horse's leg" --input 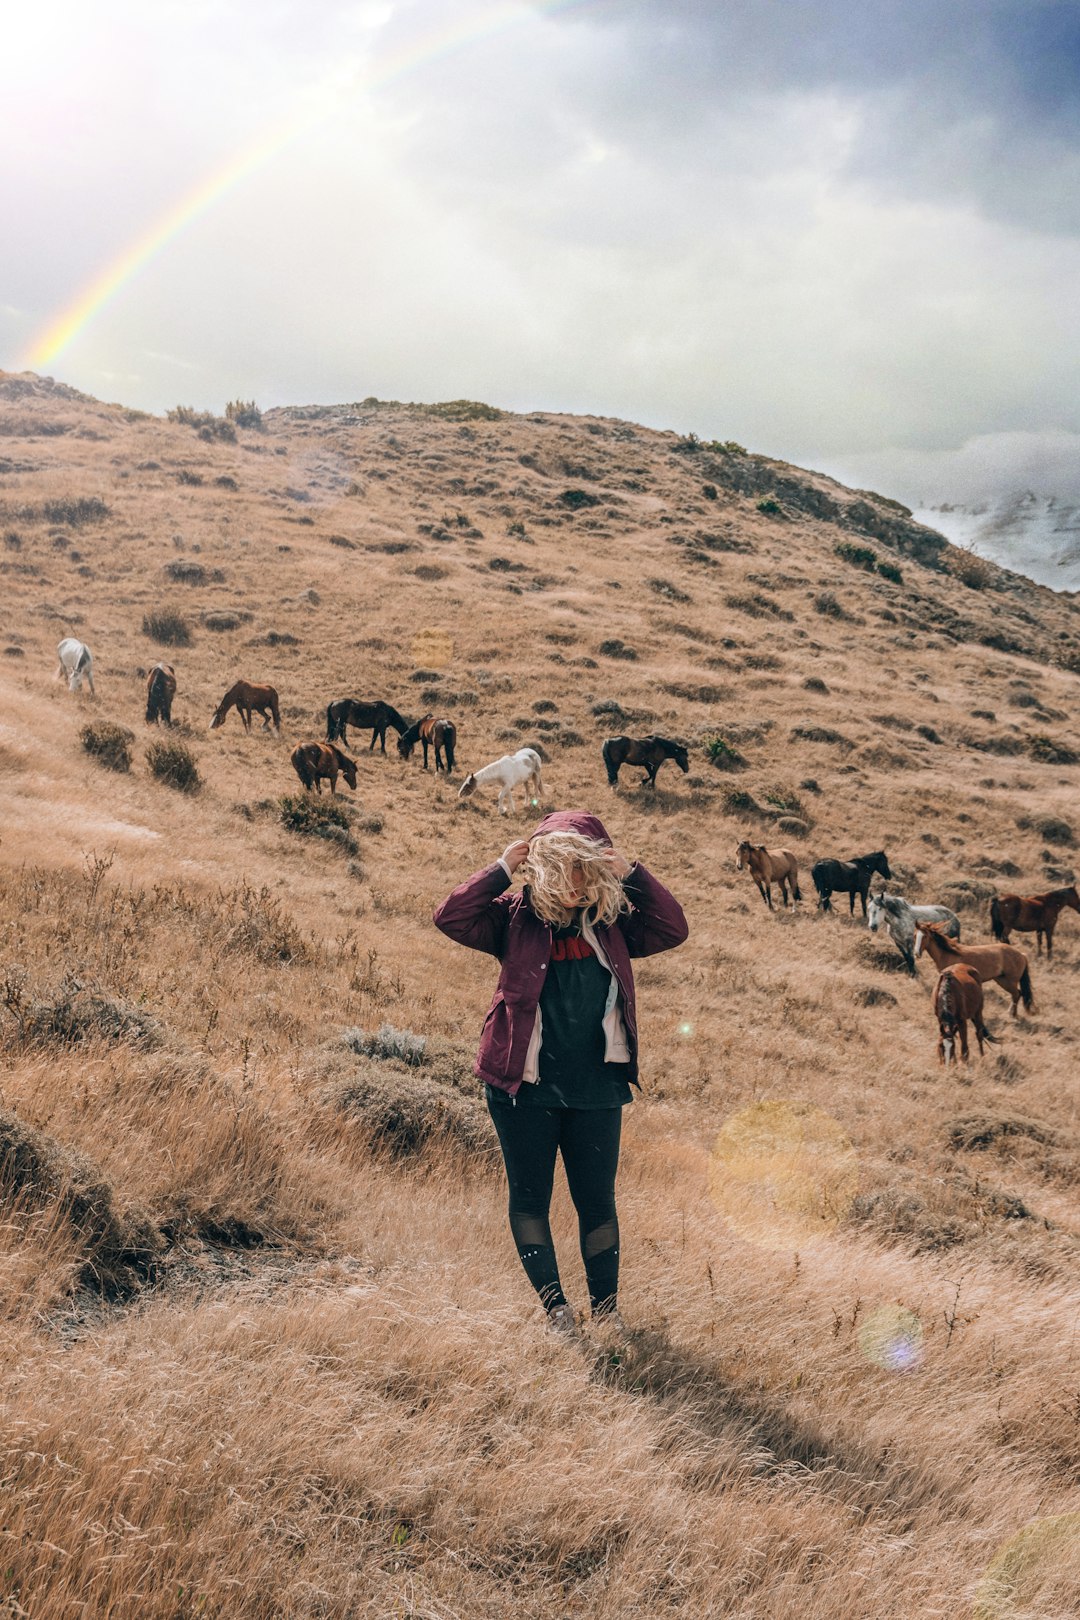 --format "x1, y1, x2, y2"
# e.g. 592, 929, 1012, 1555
369, 728, 377, 752
422, 738, 430, 771
1007, 976, 1020, 1018
959, 1018, 970, 1063
1045, 924, 1054, 961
